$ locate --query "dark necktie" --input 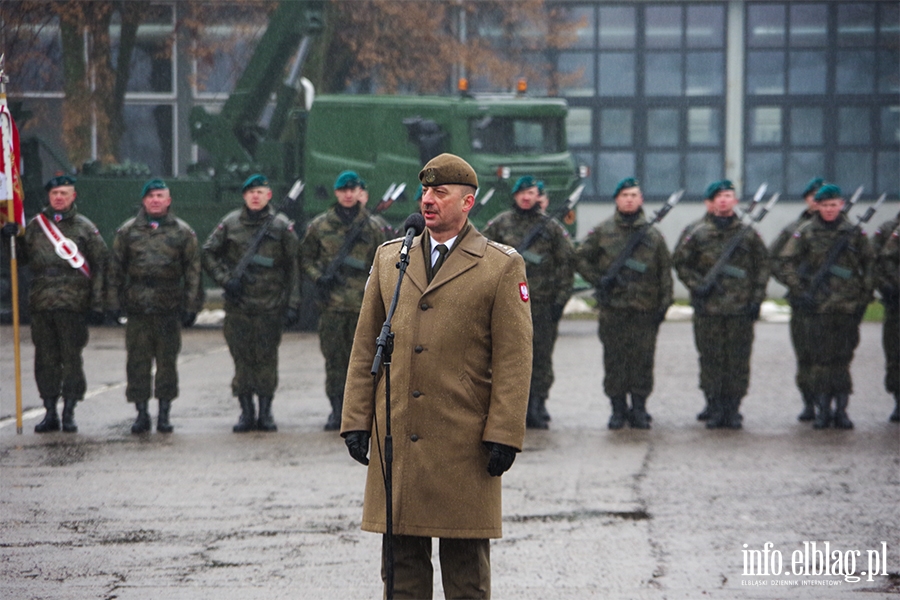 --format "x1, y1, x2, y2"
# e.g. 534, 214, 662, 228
432, 244, 449, 277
